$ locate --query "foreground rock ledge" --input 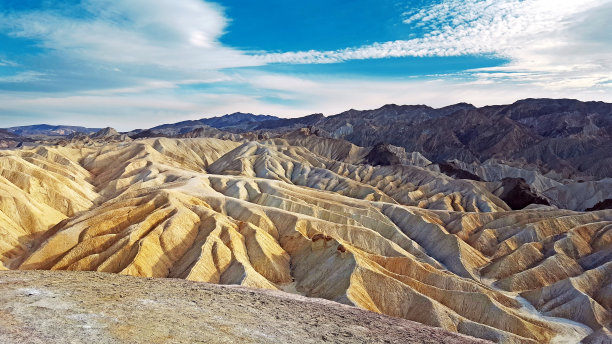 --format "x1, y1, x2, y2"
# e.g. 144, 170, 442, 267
0, 270, 489, 344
